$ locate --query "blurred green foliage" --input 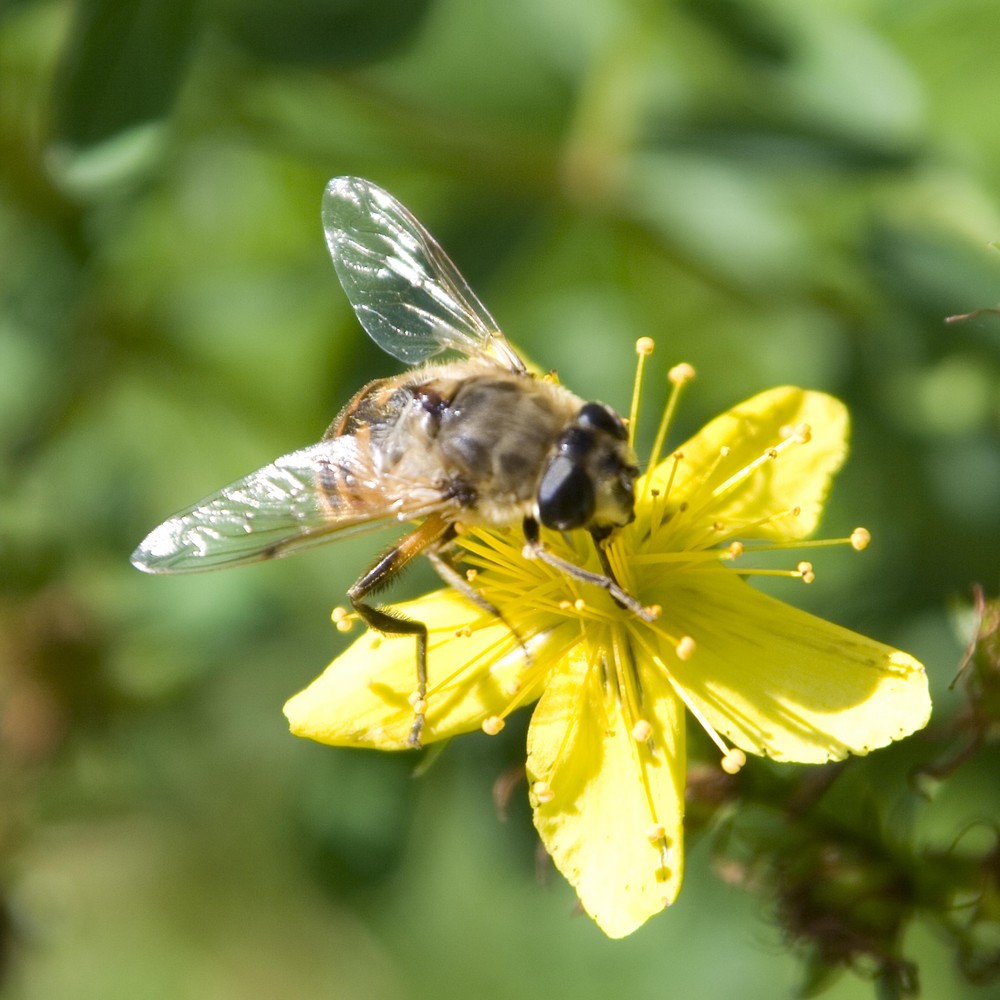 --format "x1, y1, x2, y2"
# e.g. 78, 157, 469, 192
2, 0, 1000, 997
